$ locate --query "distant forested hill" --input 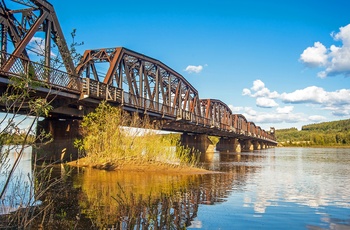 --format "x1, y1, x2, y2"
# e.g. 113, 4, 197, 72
275, 119, 350, 146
